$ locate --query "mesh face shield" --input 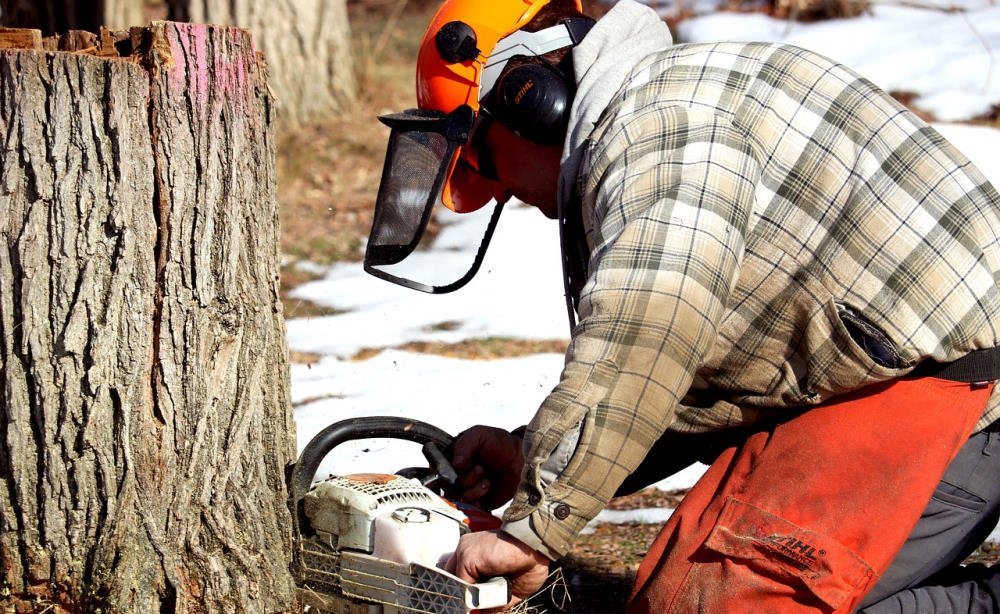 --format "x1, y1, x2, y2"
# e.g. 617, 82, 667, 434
365, 105, 505, 293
